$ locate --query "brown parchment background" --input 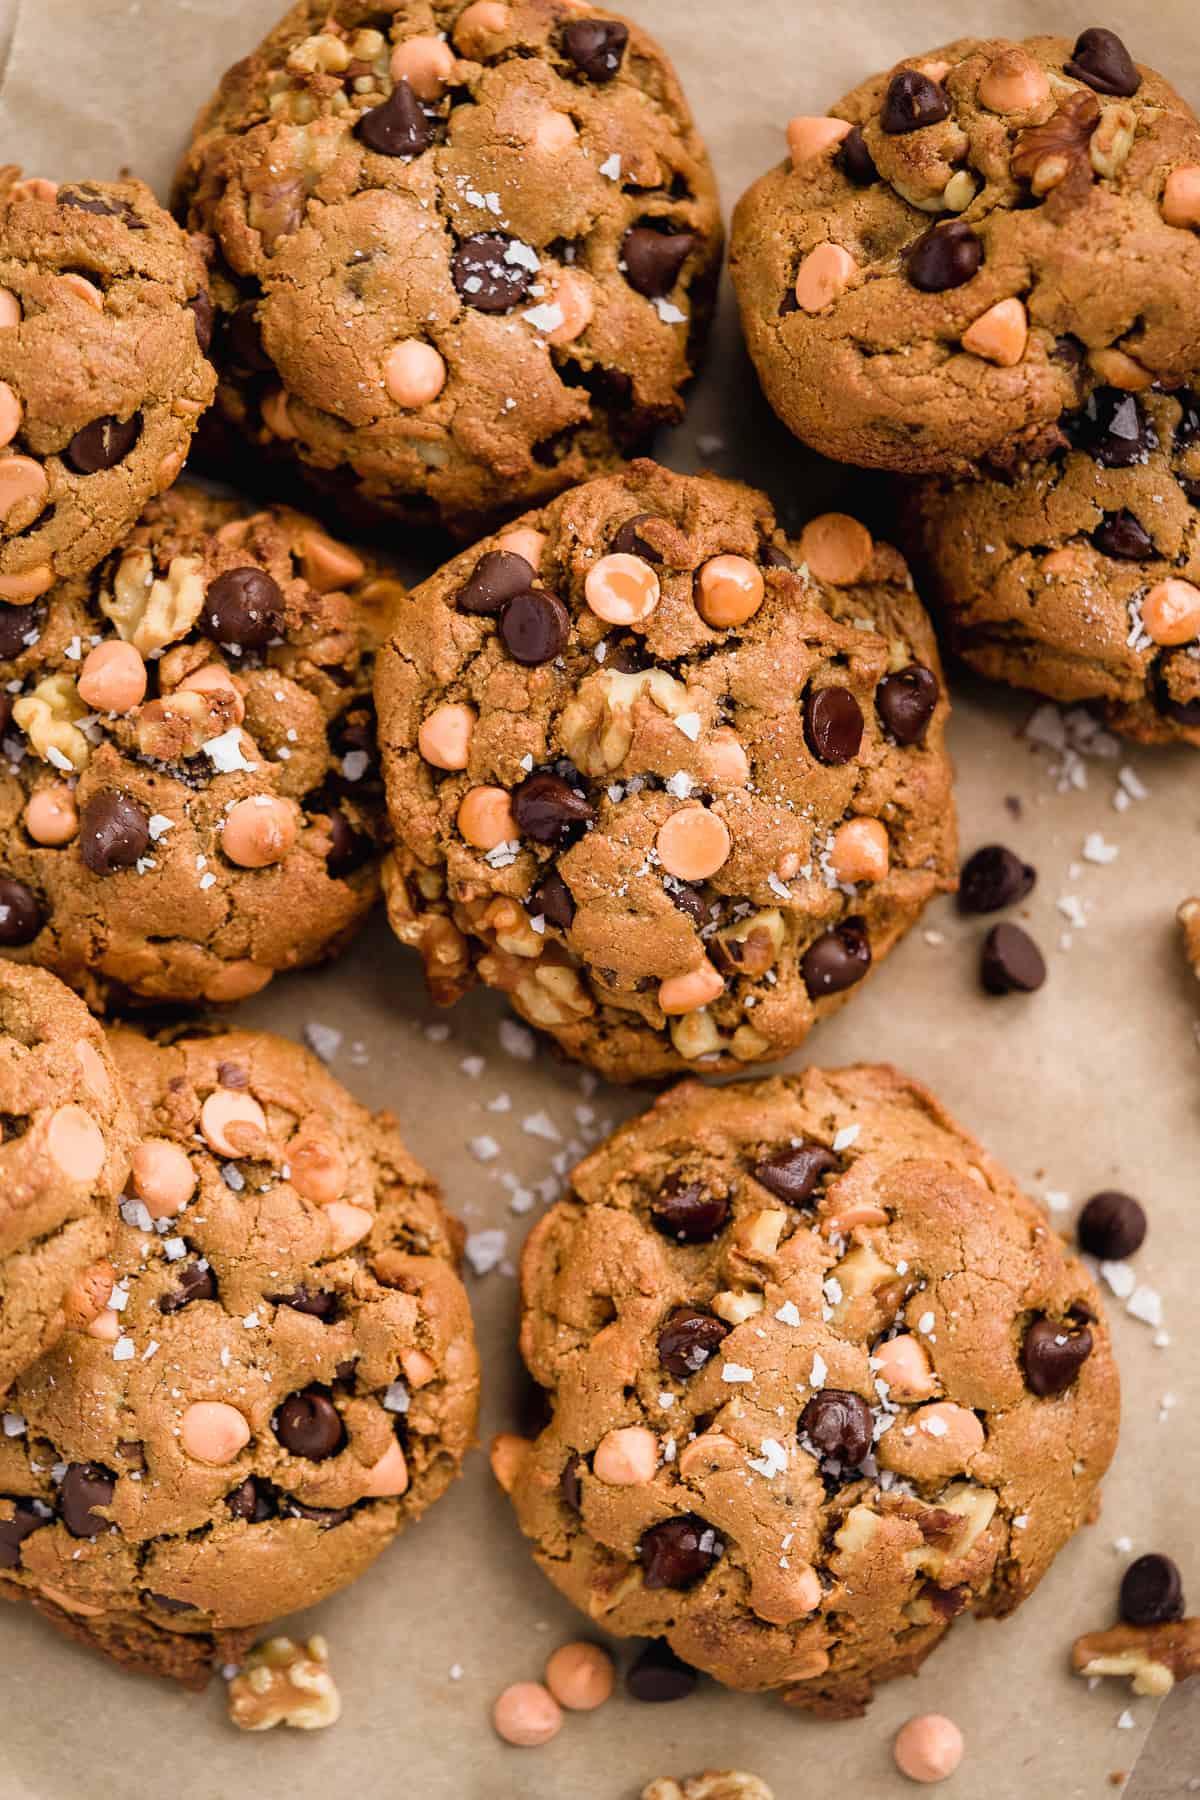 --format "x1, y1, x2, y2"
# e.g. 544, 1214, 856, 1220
0, 1, 1198, 1795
